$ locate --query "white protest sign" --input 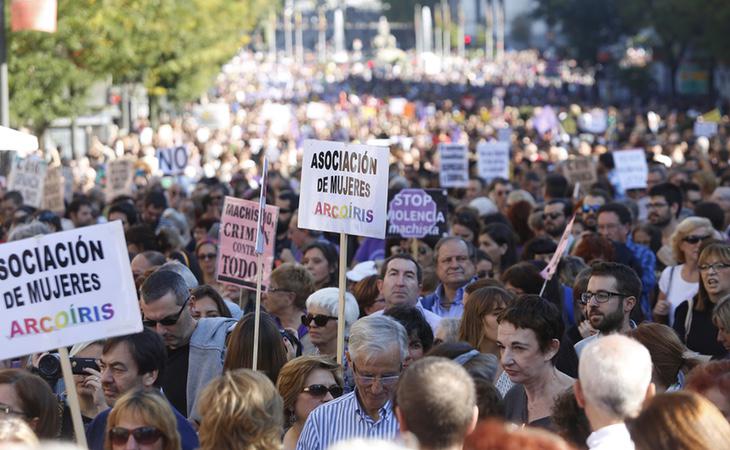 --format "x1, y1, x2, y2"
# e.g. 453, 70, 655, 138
613, 149, 648, 191
497, 127, 512, 143
156, 146, 189, 176
0, 222, 142, 360
217, 197, 279, 292
439, 144, 469, 188
477, 141, 510, 182
194, 103, 230, 130
8, 156, 47, 208
105, 158, 135, 200
42, 166, 65, 212
694, 121, 718, 138
298, 139, 390, 239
